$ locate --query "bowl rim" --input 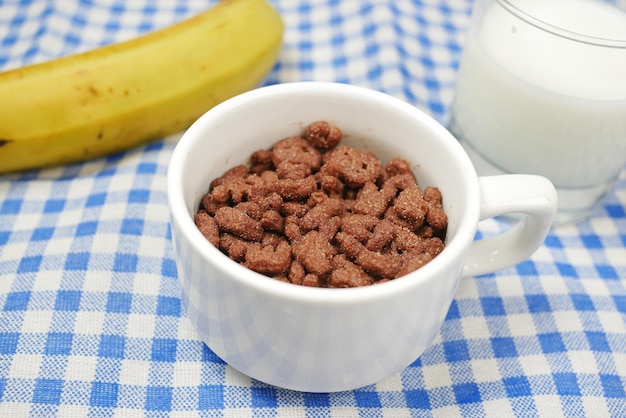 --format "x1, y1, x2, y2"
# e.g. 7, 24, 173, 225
167, 81, 481, 304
